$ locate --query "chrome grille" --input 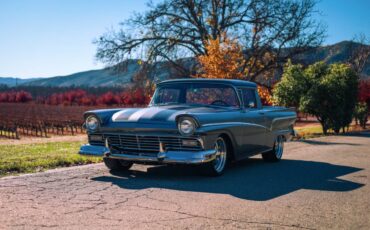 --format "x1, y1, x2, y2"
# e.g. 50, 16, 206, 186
88, 133, 203, 154
105, 134, 161, 153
